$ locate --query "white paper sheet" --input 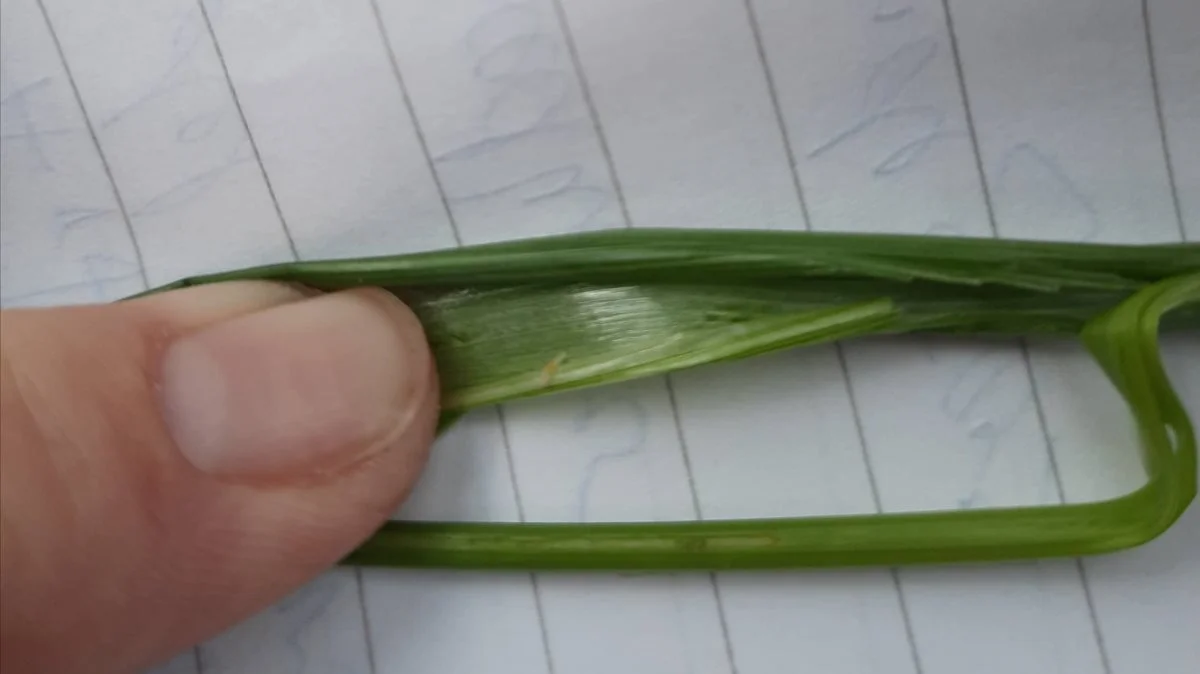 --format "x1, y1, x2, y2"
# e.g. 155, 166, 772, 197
2, 1, 1197, 673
